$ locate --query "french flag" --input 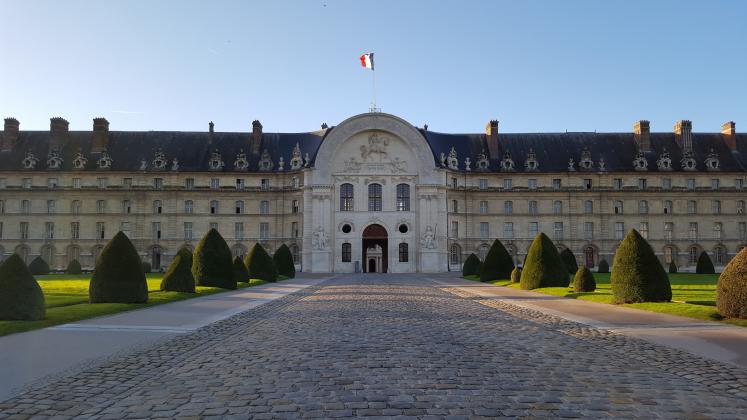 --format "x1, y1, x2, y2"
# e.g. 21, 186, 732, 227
360, 53, 374, 70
